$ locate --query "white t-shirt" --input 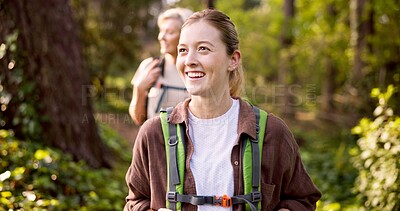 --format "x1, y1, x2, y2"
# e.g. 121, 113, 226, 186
132, 57, 188, 119
188, 98, 240, 211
